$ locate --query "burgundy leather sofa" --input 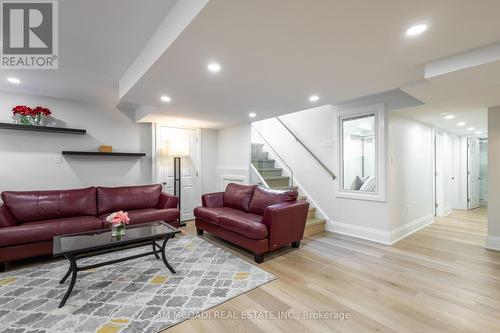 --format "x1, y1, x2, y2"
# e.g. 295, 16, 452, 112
0, 184, 179, 271
194, 183, 309, 263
